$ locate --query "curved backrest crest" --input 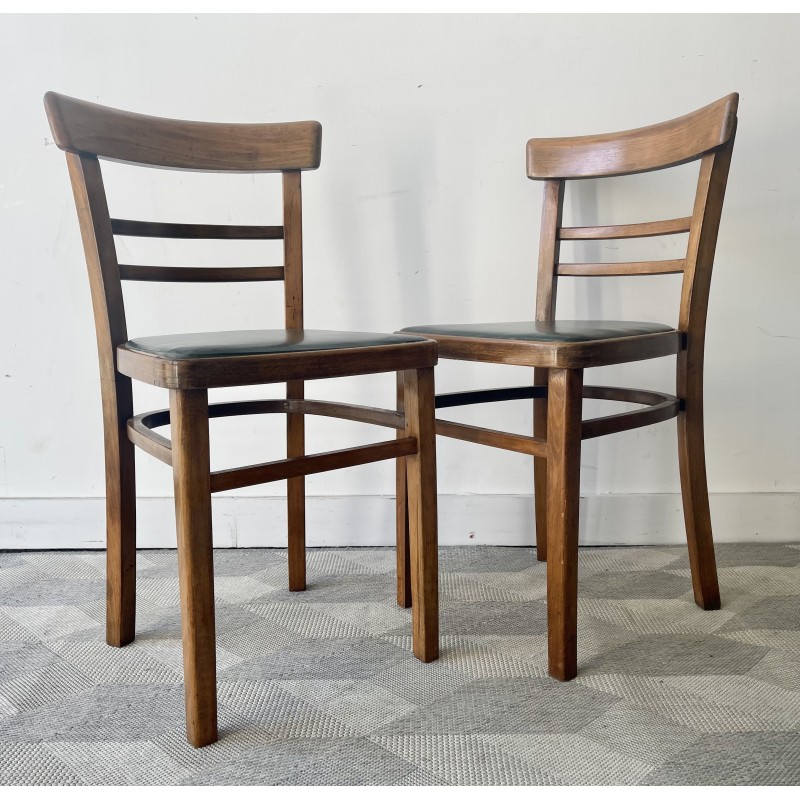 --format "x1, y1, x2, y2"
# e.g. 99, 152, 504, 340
527, 94, 738, 180
44, 92, 322, 172
43, 90, 314, 368
532, 94, 739, 336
